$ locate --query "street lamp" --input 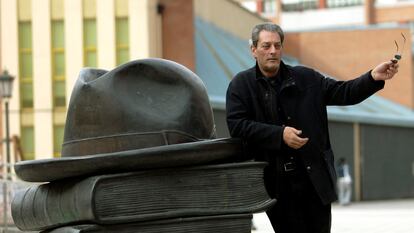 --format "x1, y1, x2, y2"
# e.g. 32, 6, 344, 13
0, 70, 15, 177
